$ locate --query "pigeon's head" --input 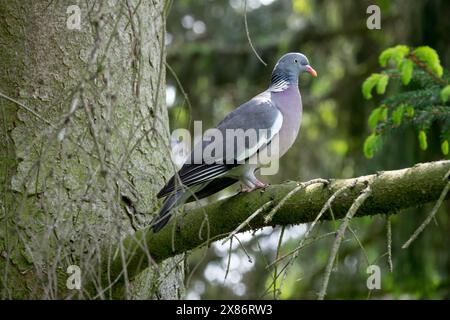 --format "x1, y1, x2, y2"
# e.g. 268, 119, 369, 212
272, 53, 317, 82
